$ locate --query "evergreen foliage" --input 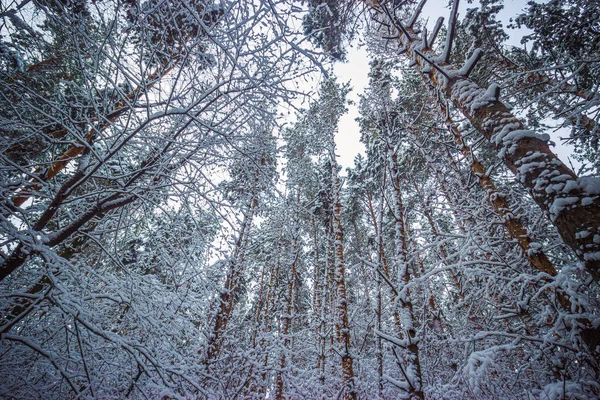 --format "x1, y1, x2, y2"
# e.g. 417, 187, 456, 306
1, 1, 599, 398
